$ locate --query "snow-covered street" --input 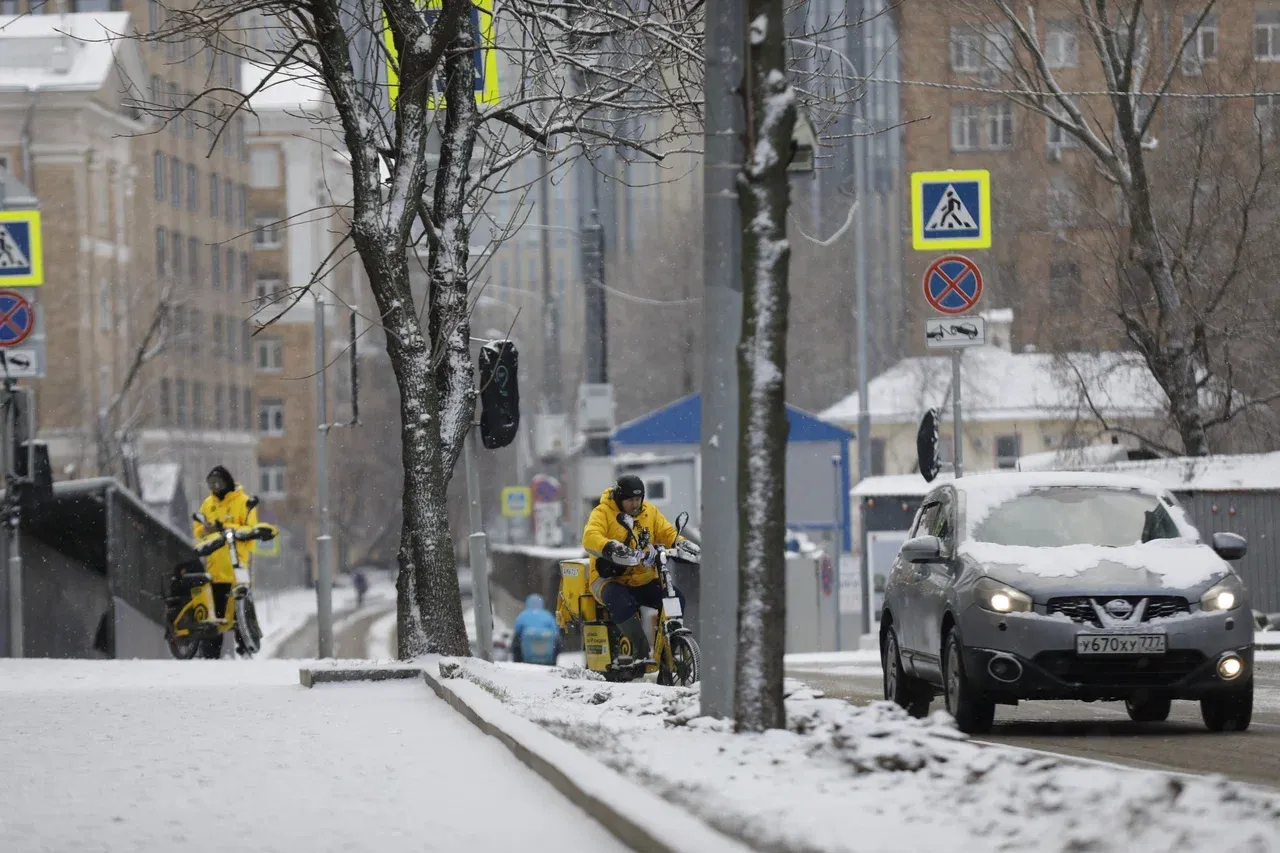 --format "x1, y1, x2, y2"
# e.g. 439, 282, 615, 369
0, 660, 630, 853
